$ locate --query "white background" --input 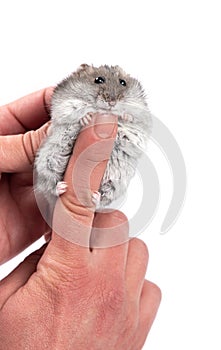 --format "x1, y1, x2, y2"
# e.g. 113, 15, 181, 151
0, 0, 221, 349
